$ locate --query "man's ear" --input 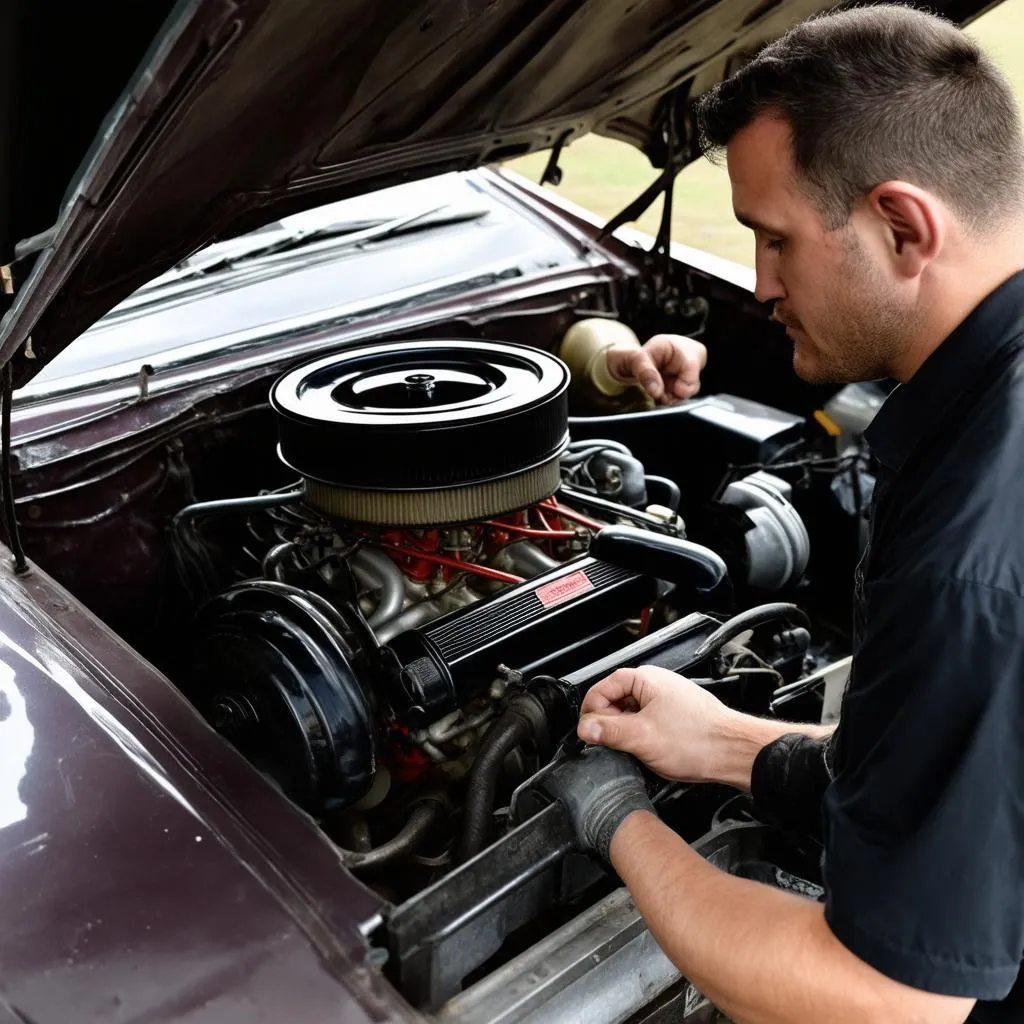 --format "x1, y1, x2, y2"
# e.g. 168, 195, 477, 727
866, 181, 944, 277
